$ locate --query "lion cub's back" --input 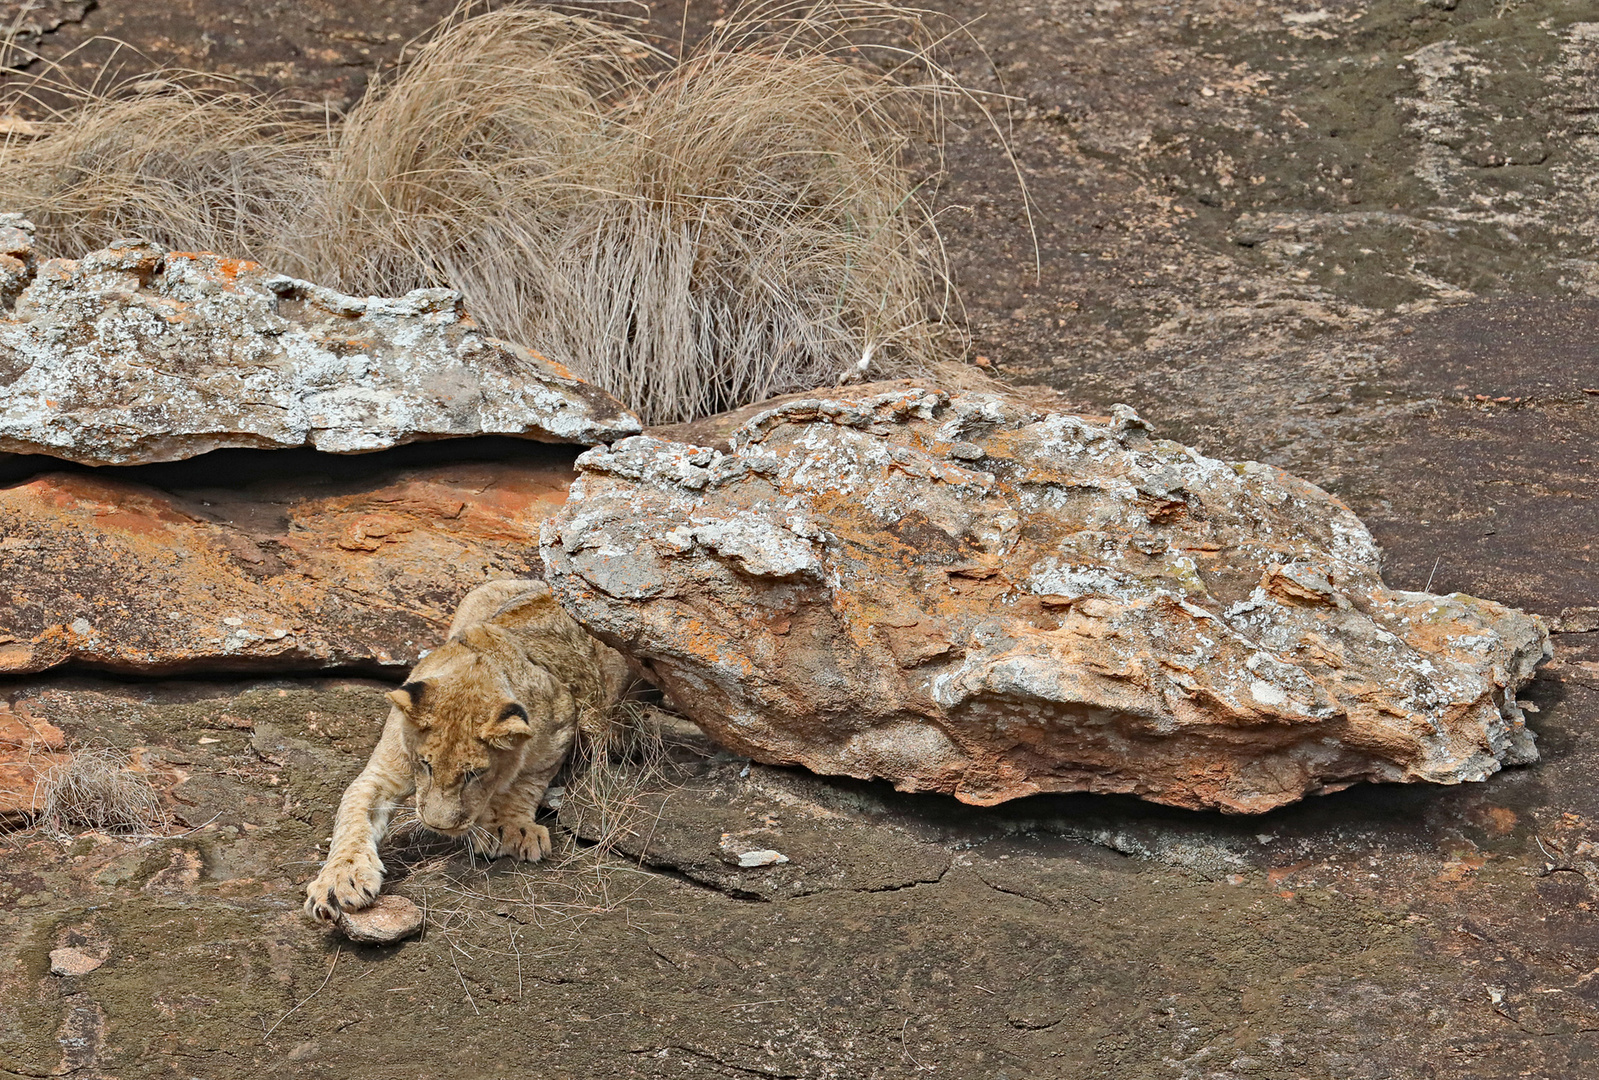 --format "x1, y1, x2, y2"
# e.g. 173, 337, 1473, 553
445, 579, 551, 638
453, 579, 633, 725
